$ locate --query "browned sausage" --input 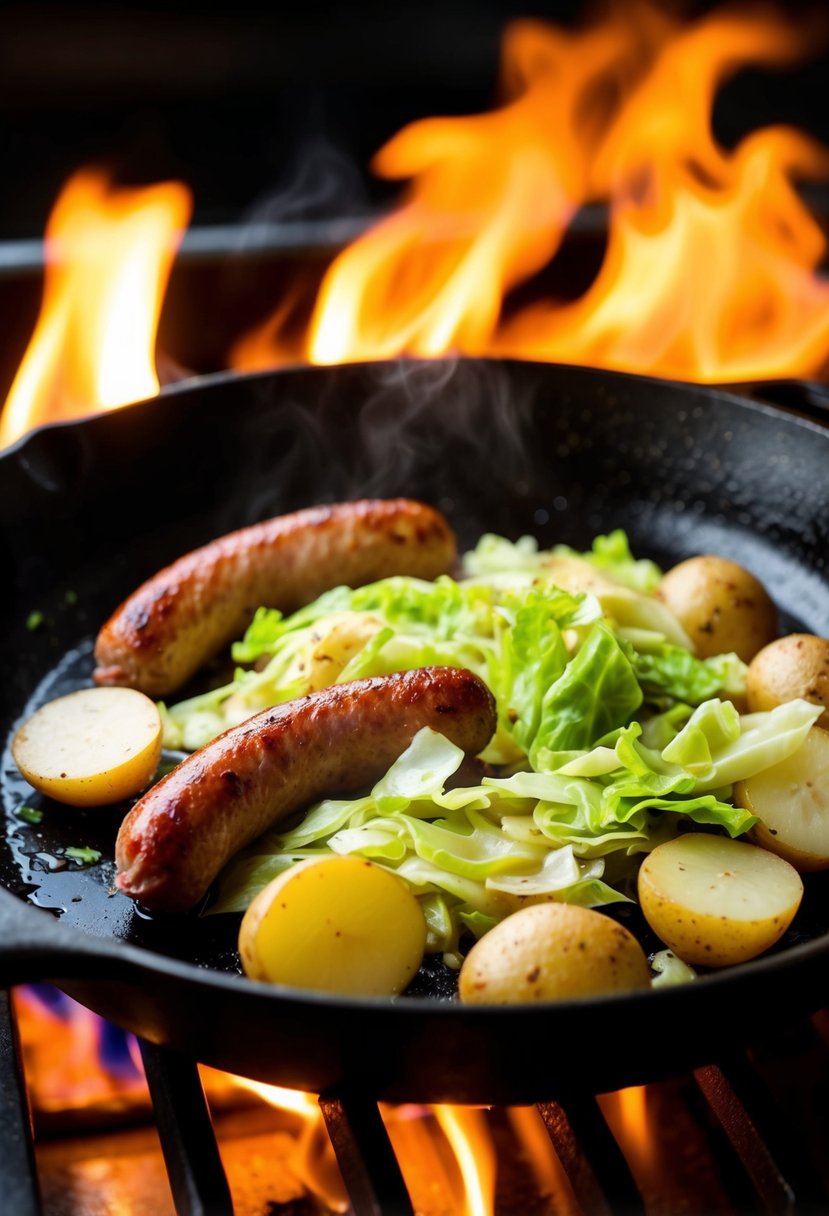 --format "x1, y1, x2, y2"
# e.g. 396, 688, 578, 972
115, 666, 496, 914
94, 498, 456, 699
